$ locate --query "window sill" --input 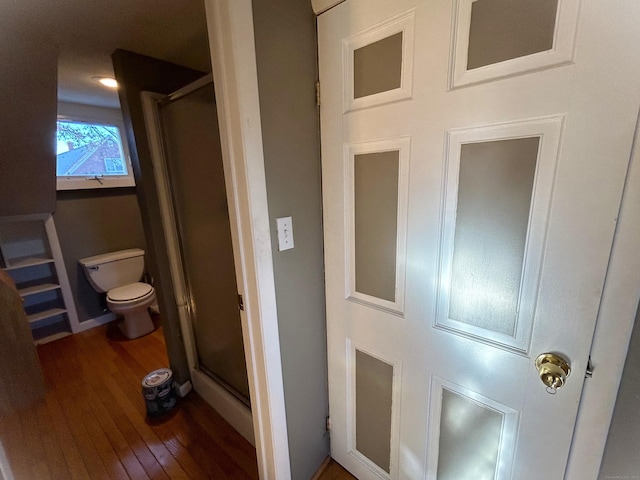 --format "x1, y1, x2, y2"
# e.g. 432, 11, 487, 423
56, 177, 136, 191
